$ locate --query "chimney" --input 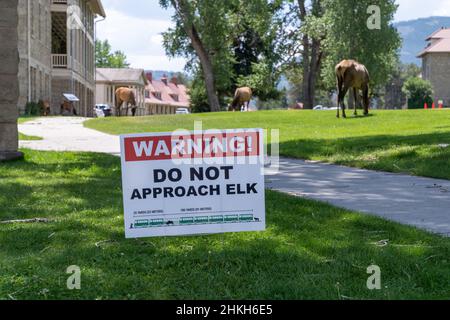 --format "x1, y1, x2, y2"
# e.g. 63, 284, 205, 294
161, 74, 168, 85
146, 72, 153, 83
170, 75, 178, 86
